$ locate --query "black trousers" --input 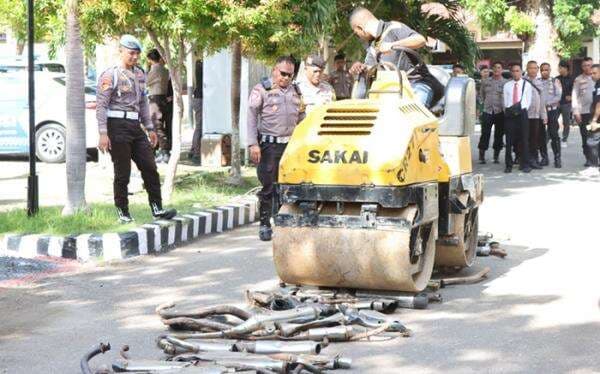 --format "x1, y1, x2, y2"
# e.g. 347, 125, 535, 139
529, 118, 543, 161
478, 112, 505, 152
587, 130, 600, 166
149, 95, 172, 151
107, 119, 162, 210
545, 109, 561, 160
560, 103, 572, 140
505, 110, 529, 169
257, 142, 287, 227
579, 113, 592, 162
